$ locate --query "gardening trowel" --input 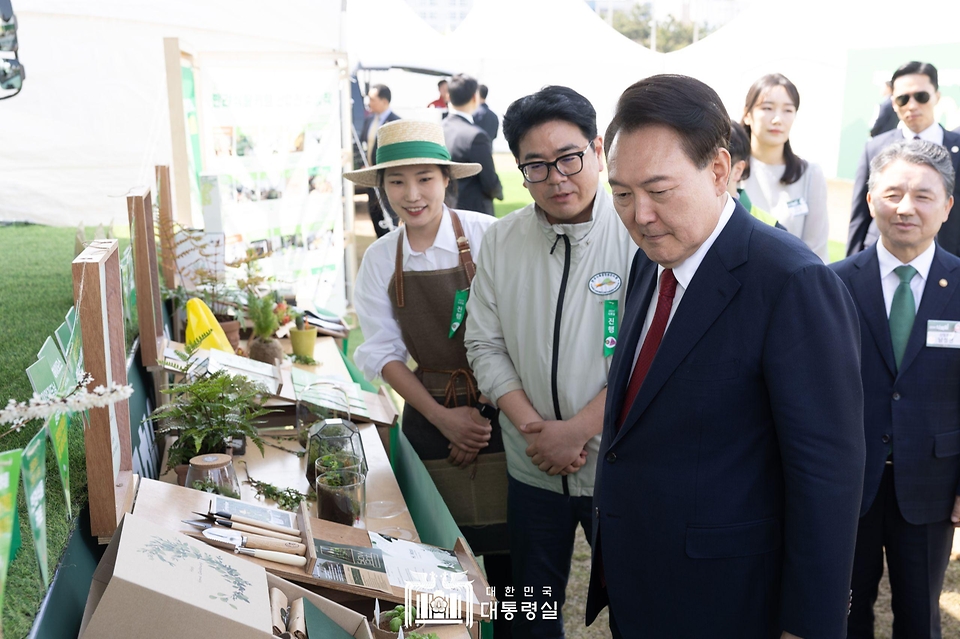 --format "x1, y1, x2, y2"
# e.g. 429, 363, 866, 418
182, 519, 307, 555
196, 527, 308, 567
190, 511, 303, 543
